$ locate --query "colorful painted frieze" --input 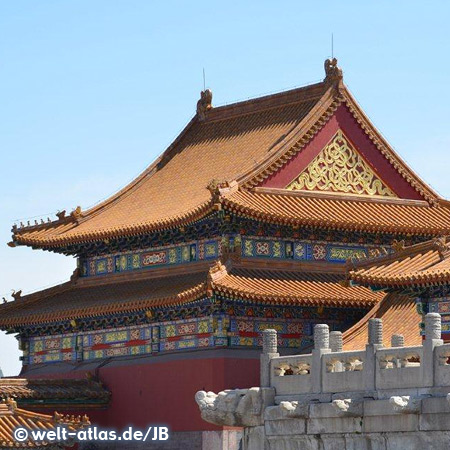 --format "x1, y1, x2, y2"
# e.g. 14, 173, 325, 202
28, 335, 77, 365
241, 236, 387, 263
80, 235, 389, 278
228, 317, 344, 349
159, 336, 215, 352
80, 238, 220, 277
428, 299, 450, 316
24, 304, 366, 365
